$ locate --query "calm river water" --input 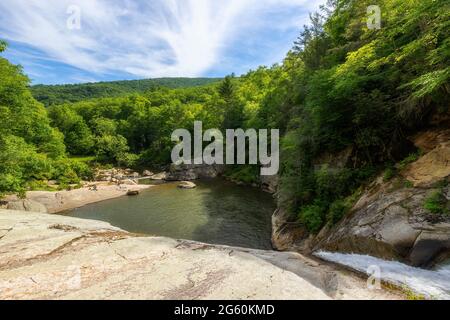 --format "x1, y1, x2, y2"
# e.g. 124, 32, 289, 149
64, 179, 275, 249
